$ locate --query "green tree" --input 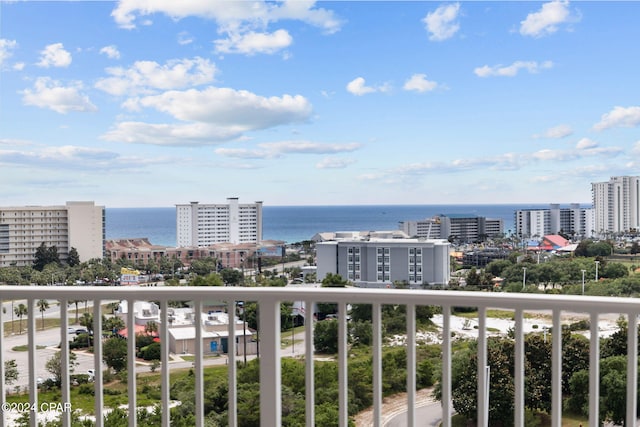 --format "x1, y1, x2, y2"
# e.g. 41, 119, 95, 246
314, 319, 339, 354
601, 262, 628, 279
145, 321, 158, 336
103, 316, 125, 334
37, 299, 49, 330
4, 360, 19, 385
189, 258, 218, 276
33, 242, 50, 271
220, 268, 244, 286
14, 303, 27, 334
67, 247, 80, 267
102, 337, 127, 372
103, 337, 128, 372
79, 312, 93, 346
45, 351, 77, 384
321, 273, 349, 287
69, 300, 83, 323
